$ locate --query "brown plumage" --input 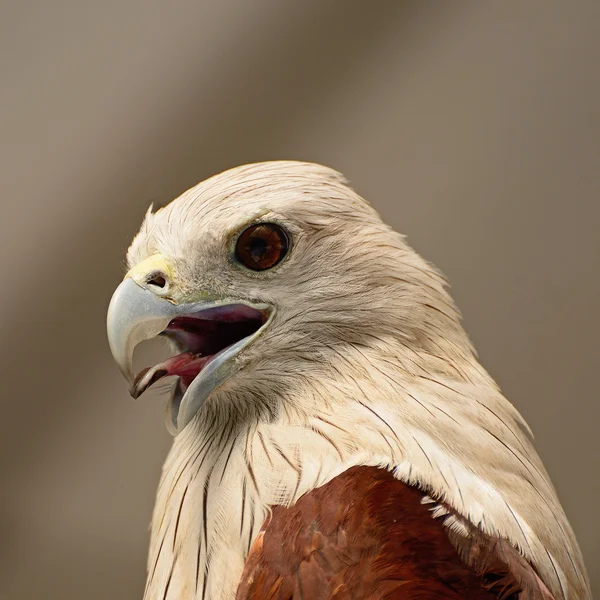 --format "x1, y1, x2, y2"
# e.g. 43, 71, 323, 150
237, 466, 522, 600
